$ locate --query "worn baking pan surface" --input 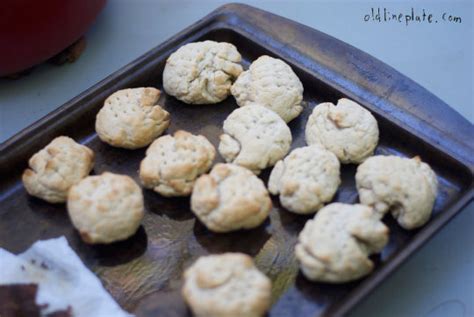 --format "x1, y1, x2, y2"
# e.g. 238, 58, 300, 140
1, 4, 473, 317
